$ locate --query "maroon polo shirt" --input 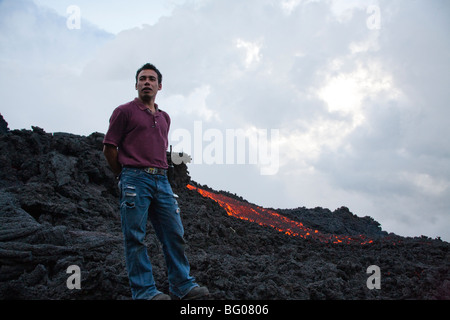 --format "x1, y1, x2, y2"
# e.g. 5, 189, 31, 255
103, 98, 170, 169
